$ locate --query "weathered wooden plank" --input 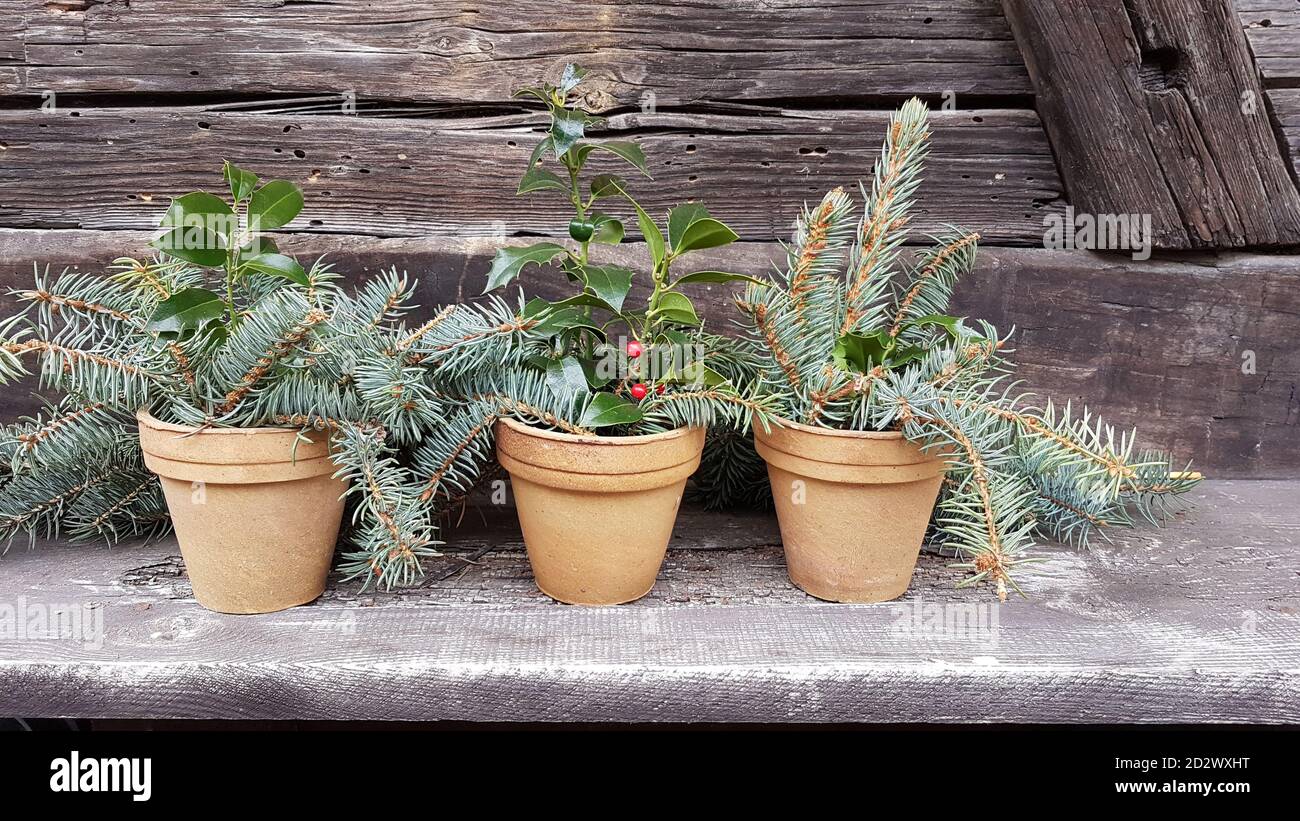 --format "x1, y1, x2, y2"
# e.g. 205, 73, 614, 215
2, 0, 1031, 102
5, 0, 1297, 213
1237, 4, 1300, 181
0, 480, 1296, 722
3, 0, 1287, 104
1237, 1, 1300, 85
0, 106, 1060, 244
1269, 88, 1300, 166
4, 230, 1294, 477
1002, 0, 1300, 250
